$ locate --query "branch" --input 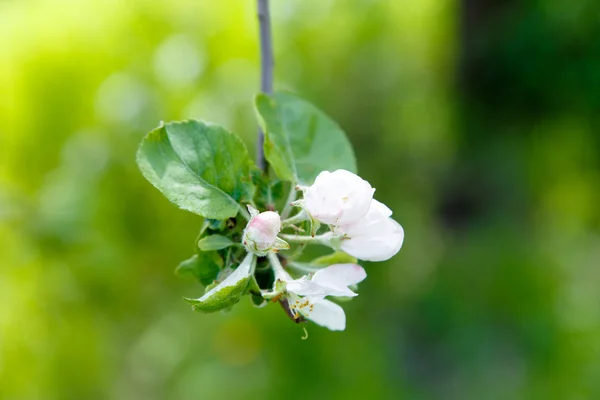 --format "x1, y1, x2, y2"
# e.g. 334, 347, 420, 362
256, 0, 273, 173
